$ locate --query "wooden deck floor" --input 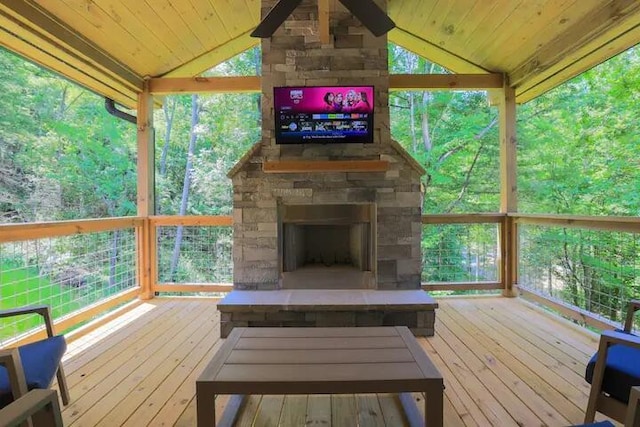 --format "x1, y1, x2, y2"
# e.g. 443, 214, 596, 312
55, 296, 612, 426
